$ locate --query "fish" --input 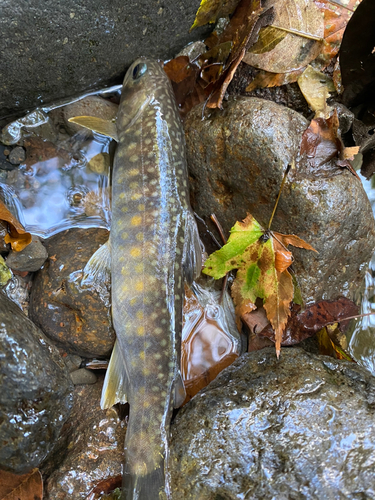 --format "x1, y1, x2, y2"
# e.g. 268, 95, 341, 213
70, 57, 202, 499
